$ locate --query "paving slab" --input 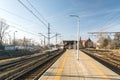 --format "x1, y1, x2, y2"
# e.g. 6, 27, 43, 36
39, 49, 120, 80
